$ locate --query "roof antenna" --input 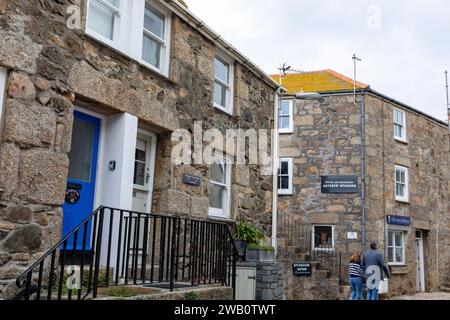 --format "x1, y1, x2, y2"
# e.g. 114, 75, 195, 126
445, 70, 449, 132
277, 63, 310, 85
353, 54, 362, 111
